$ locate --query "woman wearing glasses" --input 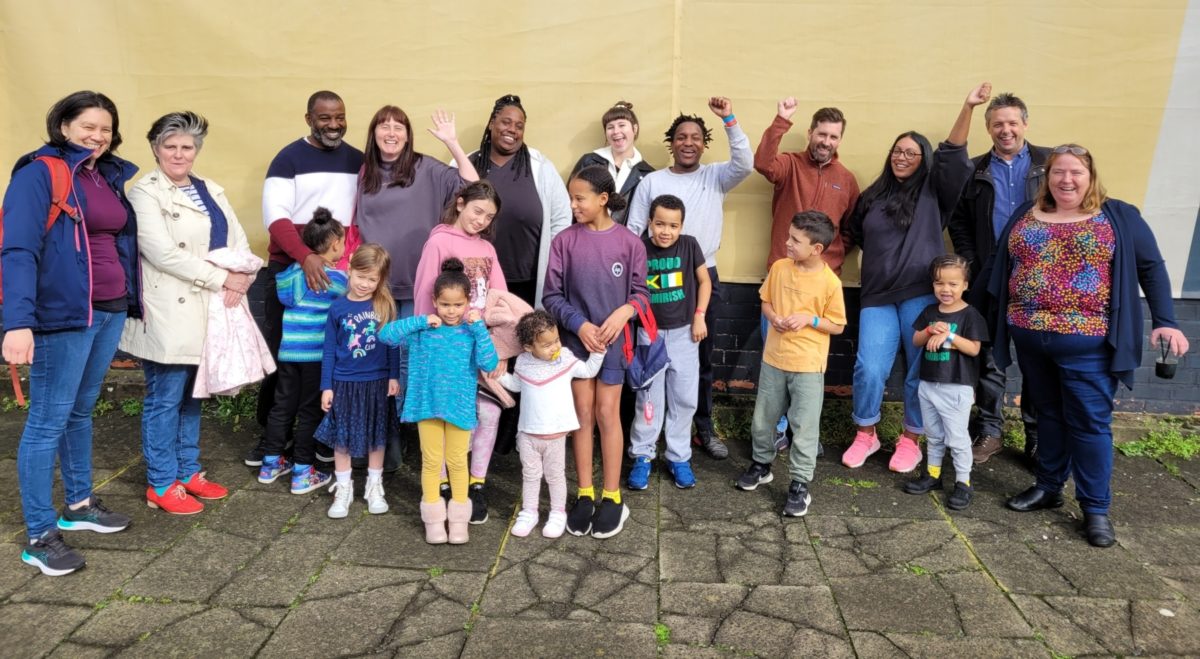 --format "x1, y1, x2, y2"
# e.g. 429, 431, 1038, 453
840, 83, 991, 474
988, 144, 1188, 547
